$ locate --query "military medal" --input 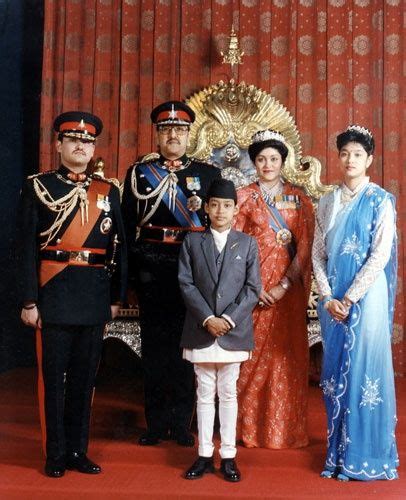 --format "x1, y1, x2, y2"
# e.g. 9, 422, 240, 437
186, 176, 201, 191
100, 217, 113, 234
97, 194, 111, 212
276, 228, 292, 245
274, 194, 301, 210
187, 192, 202, 212
185, 176, 202, 212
